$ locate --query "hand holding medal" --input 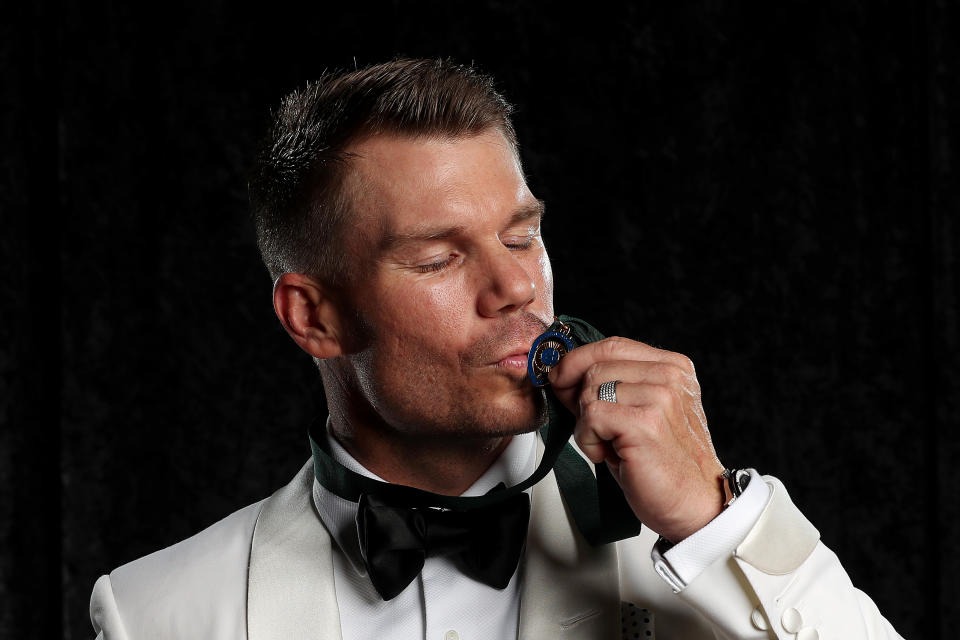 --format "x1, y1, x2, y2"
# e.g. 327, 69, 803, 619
532, 318, 728, 543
